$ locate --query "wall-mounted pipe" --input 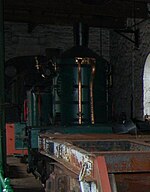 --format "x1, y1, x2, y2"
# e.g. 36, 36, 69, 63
0, 0, 6, 190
